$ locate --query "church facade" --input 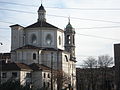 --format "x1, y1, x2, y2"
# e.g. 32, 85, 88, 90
10, 4, 76, 90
